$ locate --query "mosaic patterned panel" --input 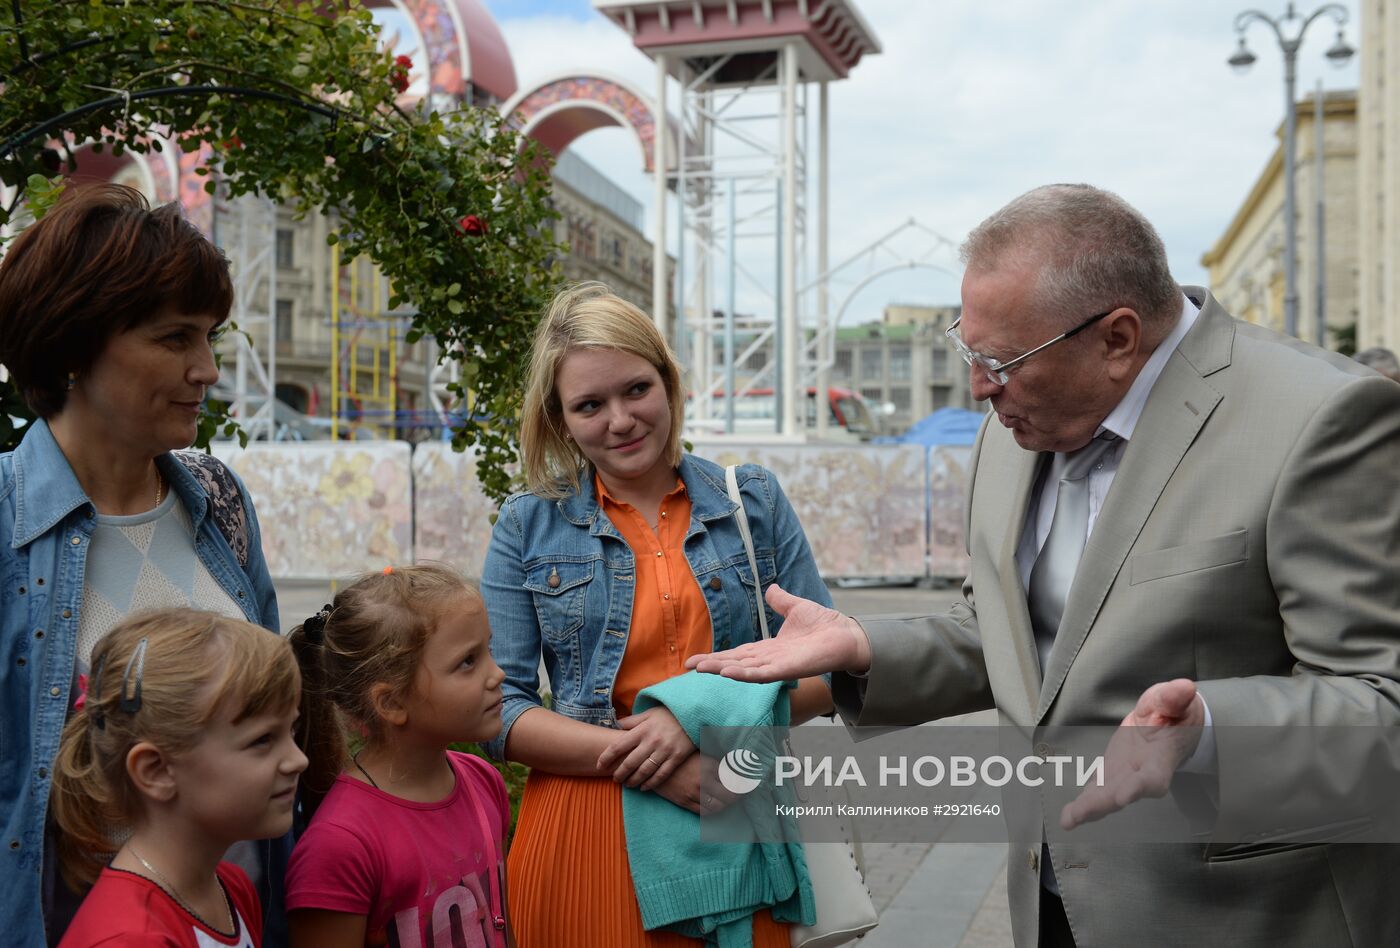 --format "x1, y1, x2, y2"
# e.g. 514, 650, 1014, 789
211, 442, 413, 580
928, 446, 973, 579
410, 443, 502, 580
690, 442, 930, 579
